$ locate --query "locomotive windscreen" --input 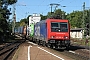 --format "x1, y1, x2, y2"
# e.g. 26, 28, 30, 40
51, 22, 68, 32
